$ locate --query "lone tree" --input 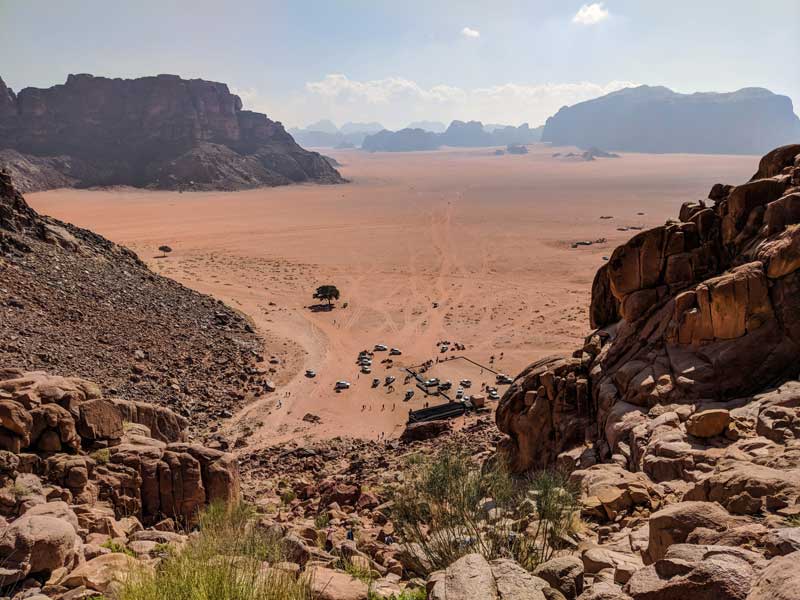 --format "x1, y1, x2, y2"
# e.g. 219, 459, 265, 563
313, 285, 340, 307
158, 245, 172, 258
